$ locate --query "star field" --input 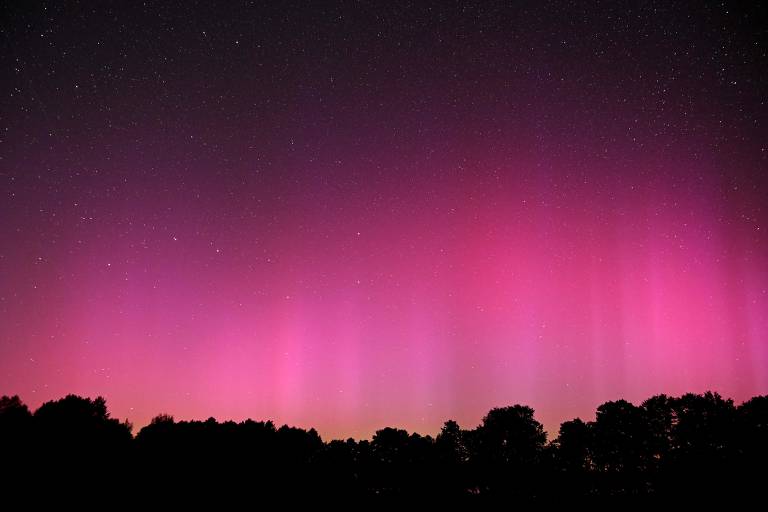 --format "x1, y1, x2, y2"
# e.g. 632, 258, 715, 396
1, 1, 767, 439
